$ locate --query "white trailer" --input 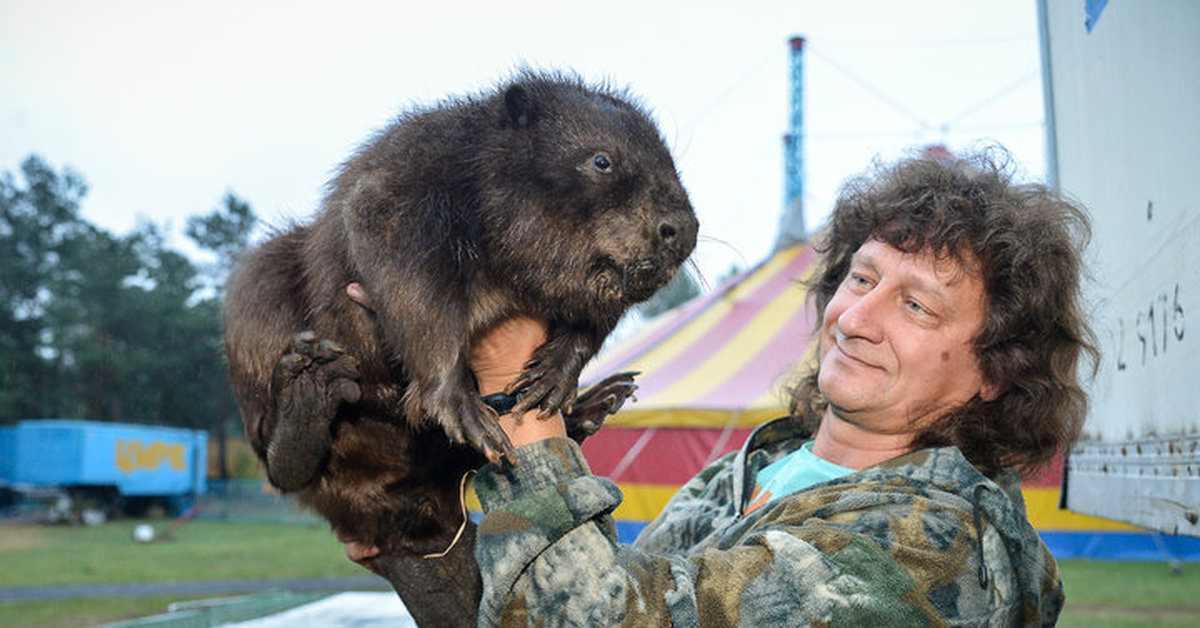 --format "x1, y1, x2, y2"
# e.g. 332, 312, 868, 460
1038, 0, 1199, 535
